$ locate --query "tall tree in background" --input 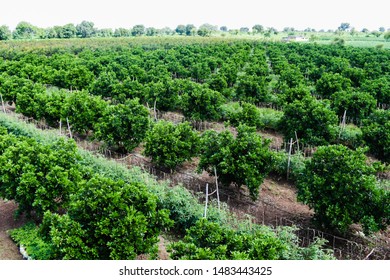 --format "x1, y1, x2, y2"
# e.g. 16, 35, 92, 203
76, 21, 96, 38
0, 25, 11, 40
13, 21, 38, 39
131, 25, 146, 36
